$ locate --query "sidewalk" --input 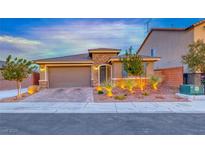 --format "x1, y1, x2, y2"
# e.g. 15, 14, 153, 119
0, 101, 204, 113
0, 88, 27, 99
